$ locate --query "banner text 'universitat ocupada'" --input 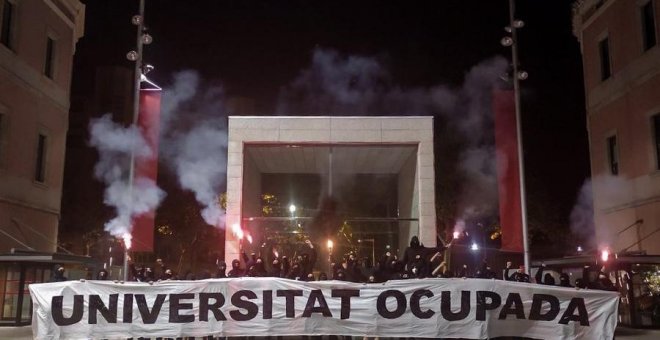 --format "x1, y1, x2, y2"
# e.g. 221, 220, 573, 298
29, 277, 619, 339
